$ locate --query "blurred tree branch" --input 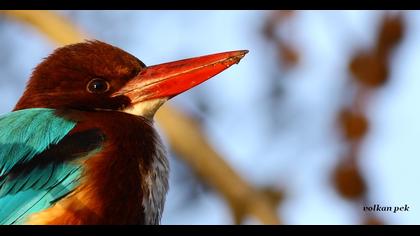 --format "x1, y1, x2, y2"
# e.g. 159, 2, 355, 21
0, 10, 281, 225
333, 12, 405, 225
0, 10, 84, 45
